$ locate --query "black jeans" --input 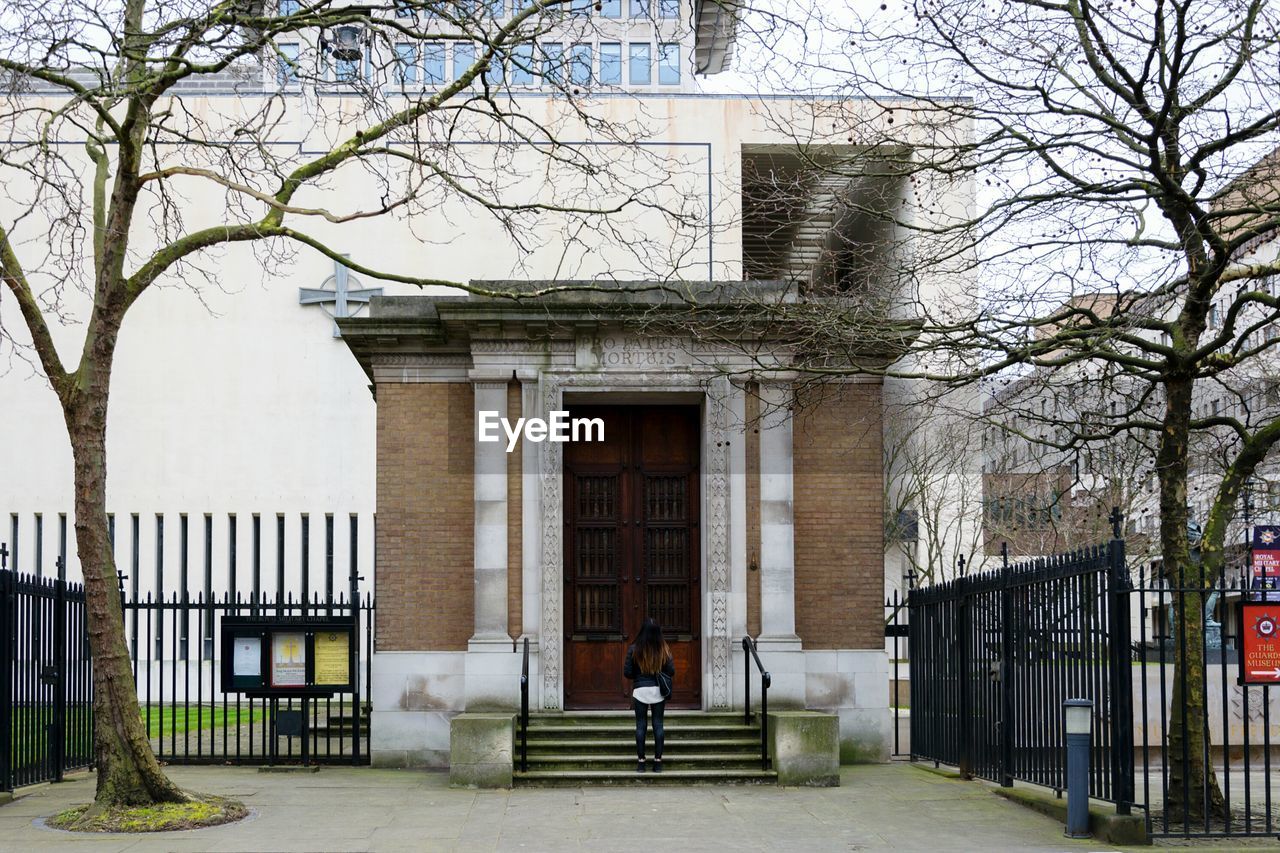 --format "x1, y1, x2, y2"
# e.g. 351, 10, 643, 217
634, 698, 666, 759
